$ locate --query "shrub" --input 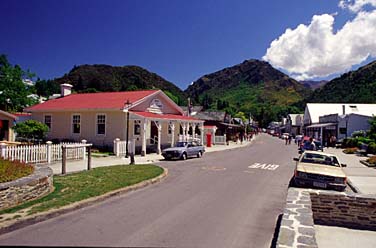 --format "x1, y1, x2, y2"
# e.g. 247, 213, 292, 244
366, 156, 376, 166
343, 147, 358, 154
342, 138, 359, 148
357, 137, 373, 144
0, 158, 34, 183
352, 130, 366, 138
367, 142, 376, 155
